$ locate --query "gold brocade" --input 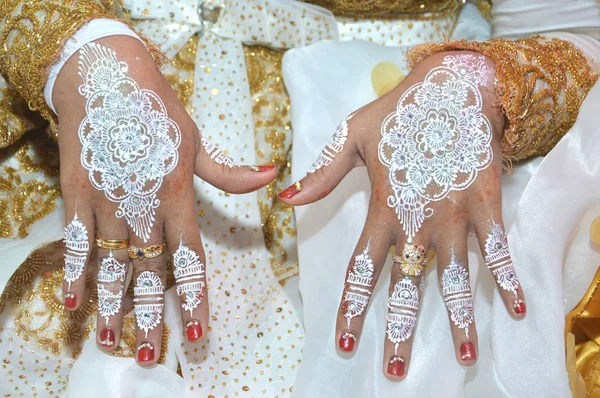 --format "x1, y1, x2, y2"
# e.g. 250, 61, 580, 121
566, 266, 600, 398
0, 85, 28, 148
301, 0, 464, 19
406, 37, 600, 161
244, 45, 299, 284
